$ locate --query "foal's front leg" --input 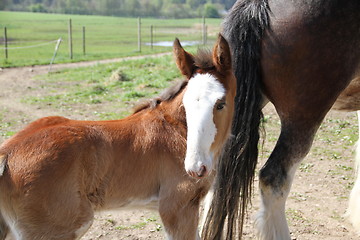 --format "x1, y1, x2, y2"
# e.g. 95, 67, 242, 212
159, 200, 200, 240
199, 185, 214, 235
255, 123, 317, 240
158, 183, 202, 240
